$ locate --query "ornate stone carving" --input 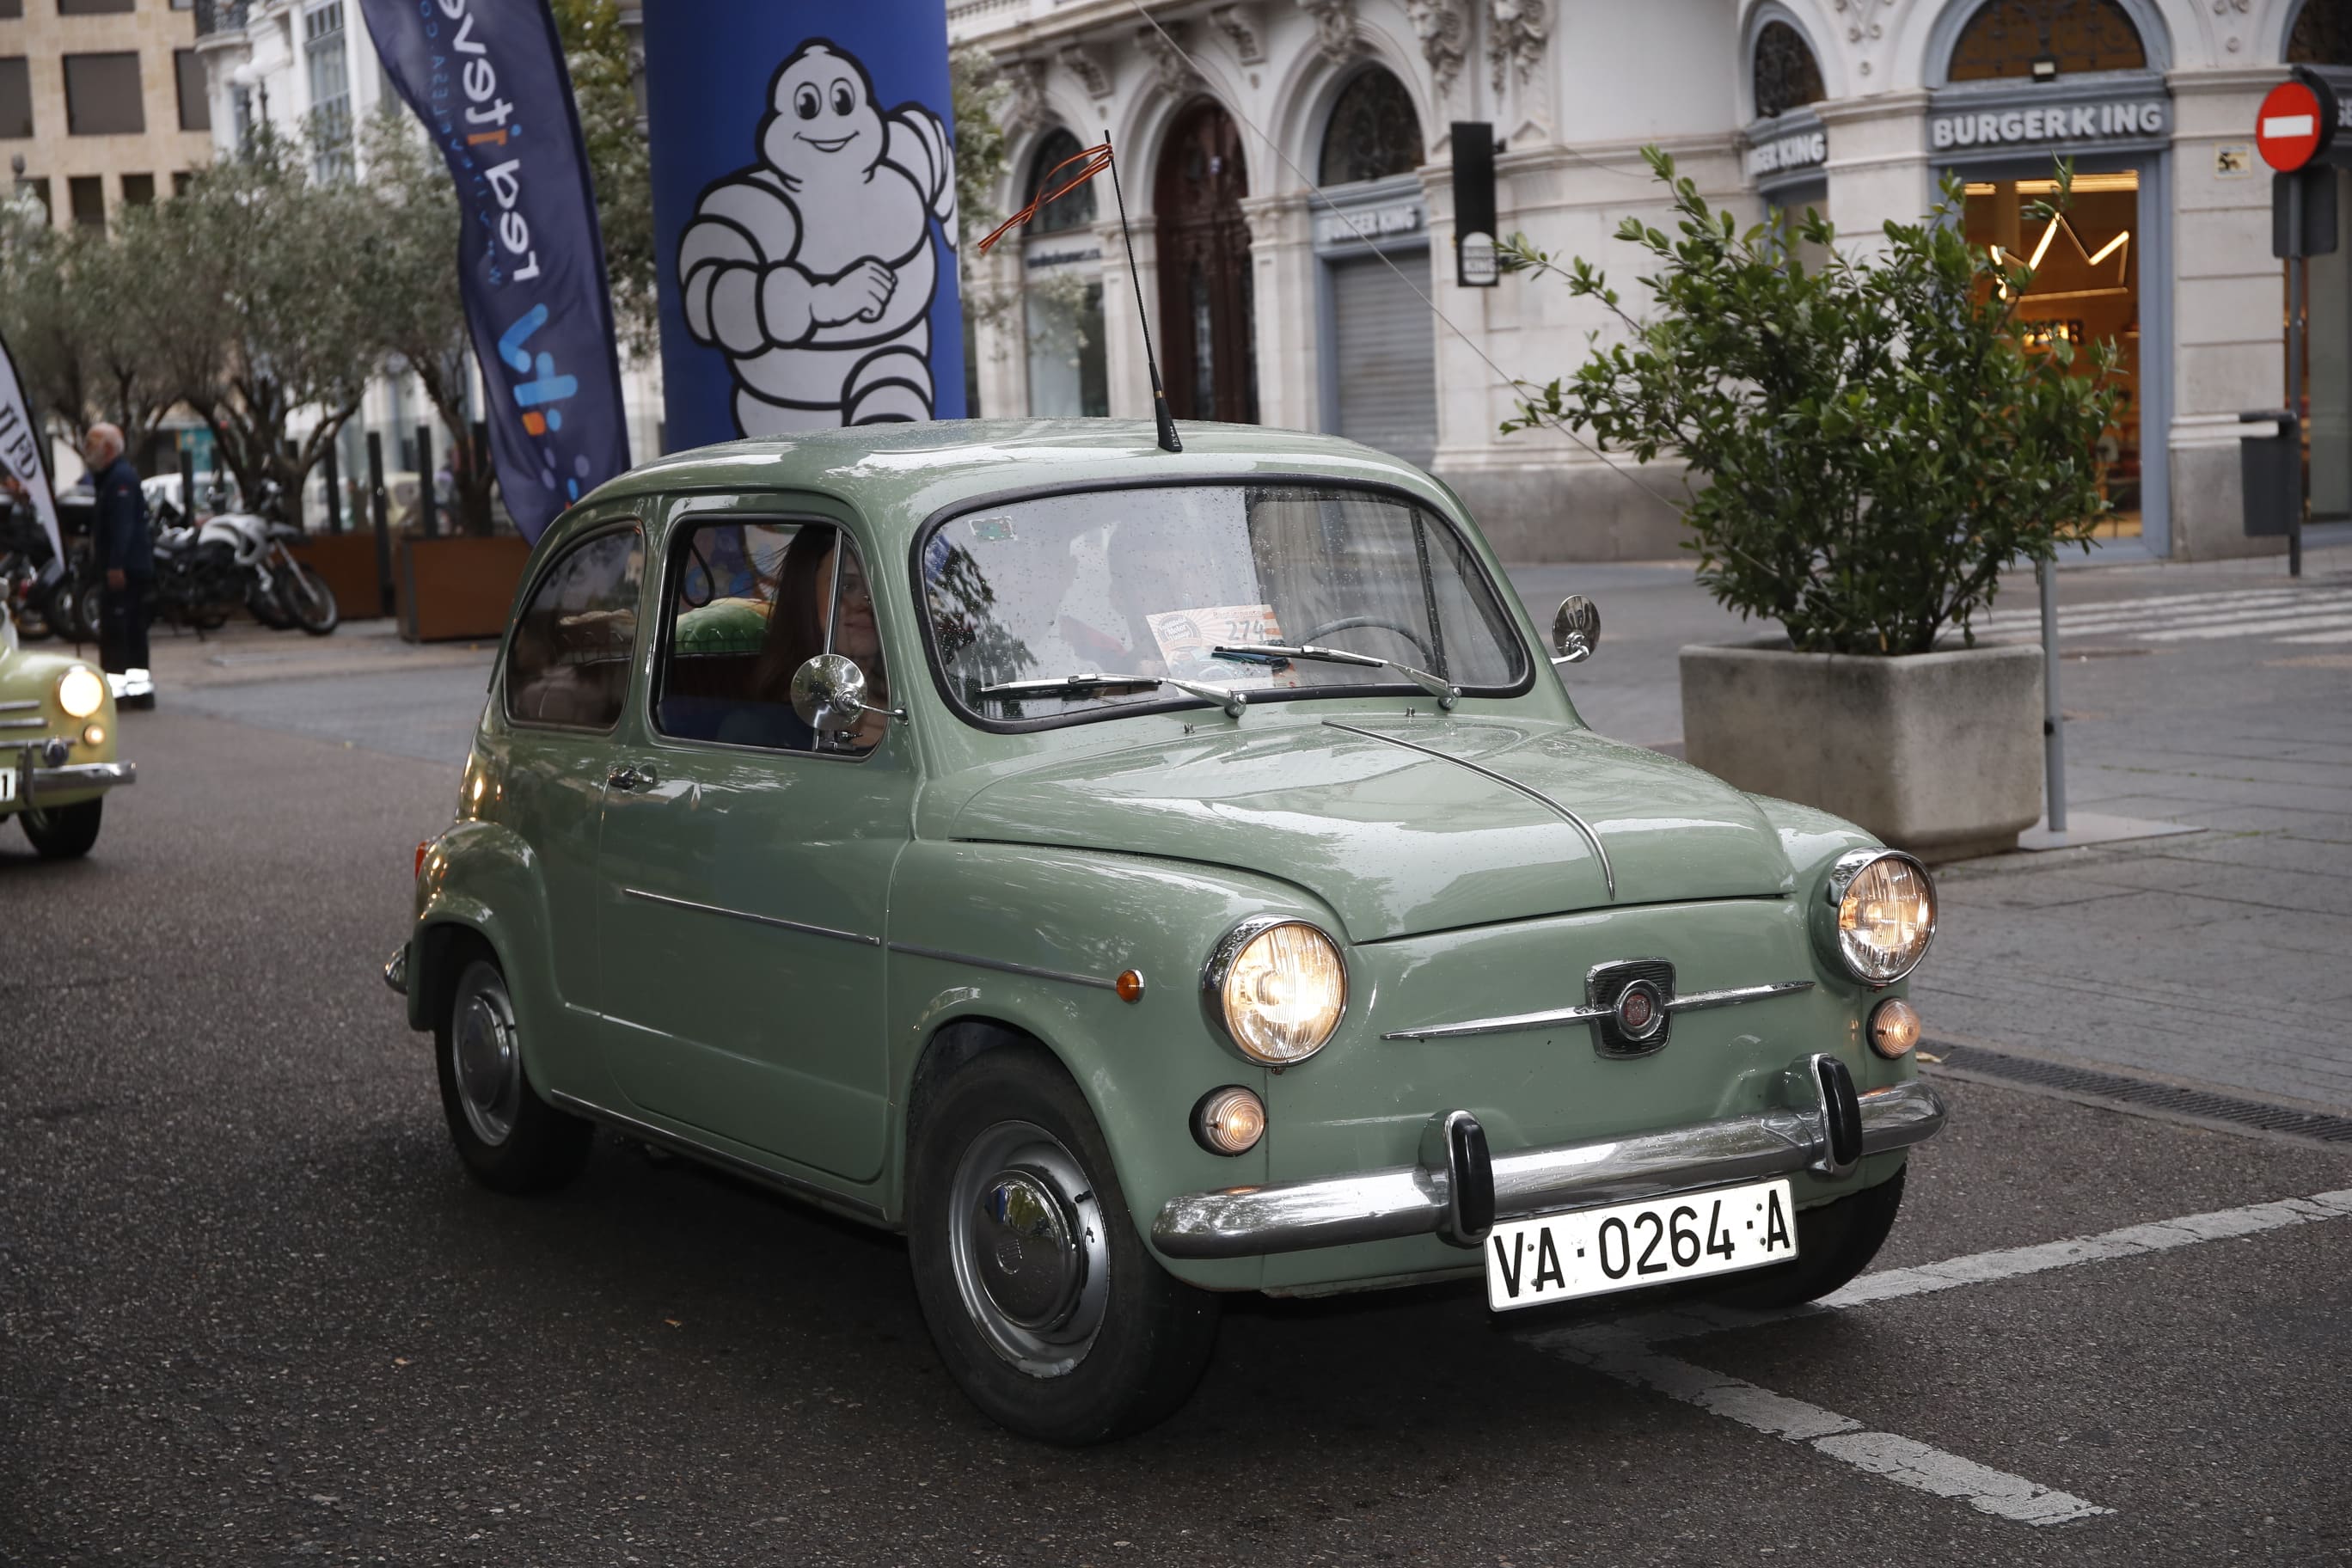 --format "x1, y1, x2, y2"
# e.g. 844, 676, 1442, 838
1209, 3, 1266, 64
1001, 58, 1049, 135
1406, 0, 1467, 99
1297, 0, 1361, 63
1136, 22, 1201, 94
1487, 0, 1547, 93
1057, 42, 1113, 101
